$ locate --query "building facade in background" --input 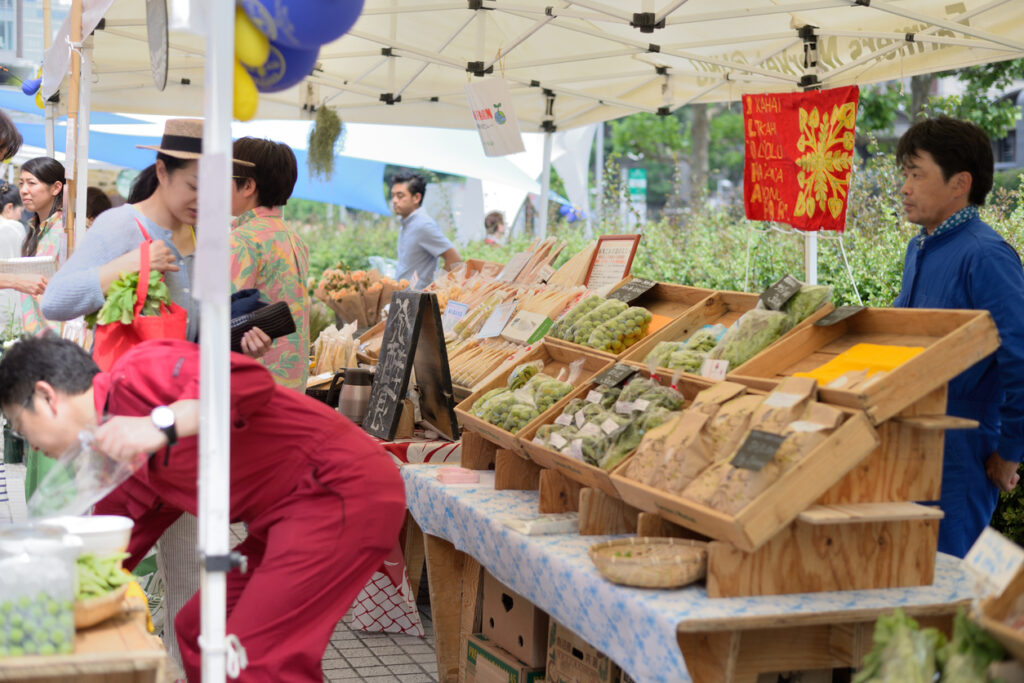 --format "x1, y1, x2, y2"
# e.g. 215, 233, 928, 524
0, 0, 69, 64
